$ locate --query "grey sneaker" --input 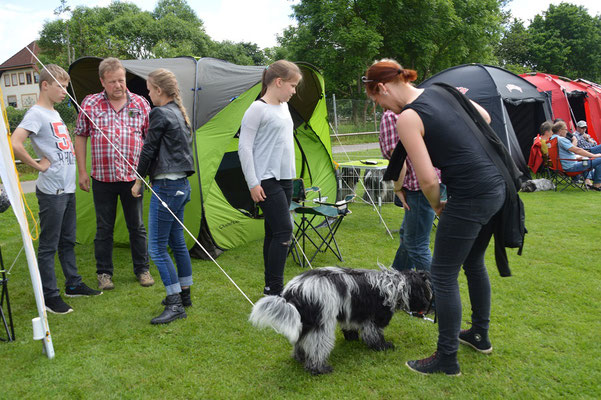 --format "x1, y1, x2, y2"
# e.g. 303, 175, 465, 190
136, 271, 155, 287
97, 273, 115, 290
